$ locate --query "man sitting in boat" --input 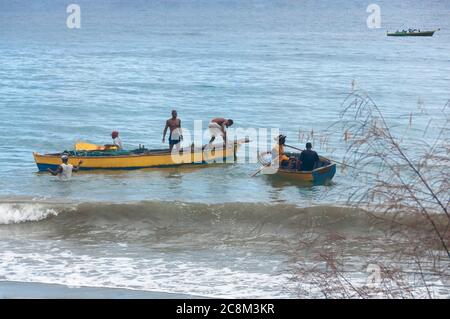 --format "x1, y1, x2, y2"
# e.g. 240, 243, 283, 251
299, 142, 320, 171
47, 155, 82, 180
111, 131, 123, 150
162, 110, 183, 152
208, 118, 233, 146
